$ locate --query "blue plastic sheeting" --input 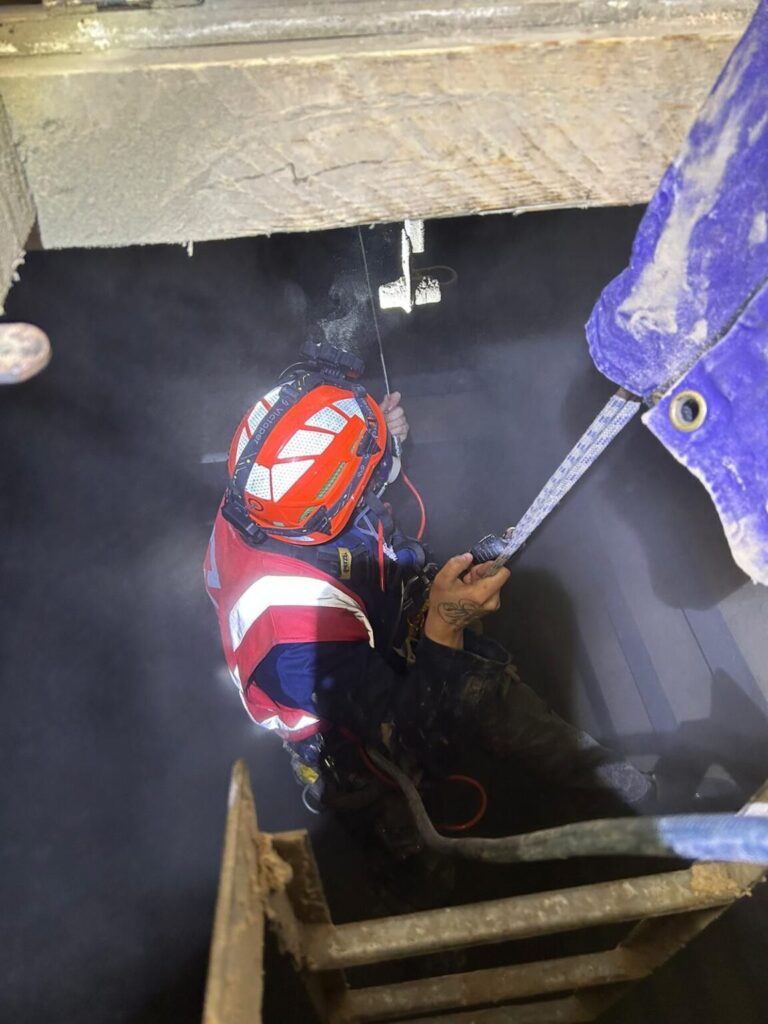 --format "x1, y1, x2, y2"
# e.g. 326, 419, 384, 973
586, 1, 768, 583
644, 281, 768, 584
